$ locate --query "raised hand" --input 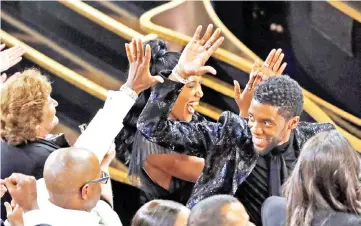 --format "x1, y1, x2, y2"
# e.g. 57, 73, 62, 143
0, 45, 25, 73
4, 173, 39, 212
176, 24, 224, 78
252, 48, 287, 79
234, 72, 263, 118
124, 37, 164, 94
233, 48, 287, 117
